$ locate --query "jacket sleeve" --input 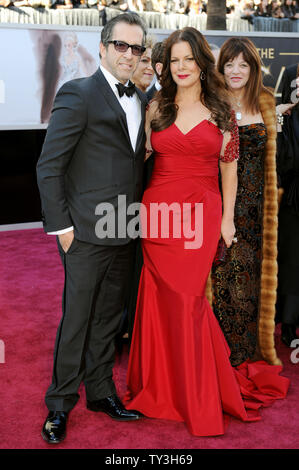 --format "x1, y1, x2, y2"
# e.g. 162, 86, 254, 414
36, 80, 87, 233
